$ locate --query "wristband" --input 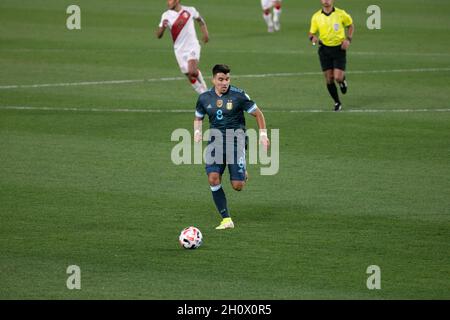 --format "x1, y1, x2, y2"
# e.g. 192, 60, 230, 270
346, 37, 352, 43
